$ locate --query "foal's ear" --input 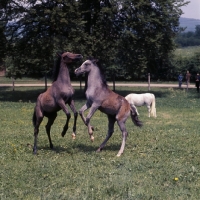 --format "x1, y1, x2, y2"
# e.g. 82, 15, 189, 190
93, 59, 99, 64
56, 52, 62, 57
